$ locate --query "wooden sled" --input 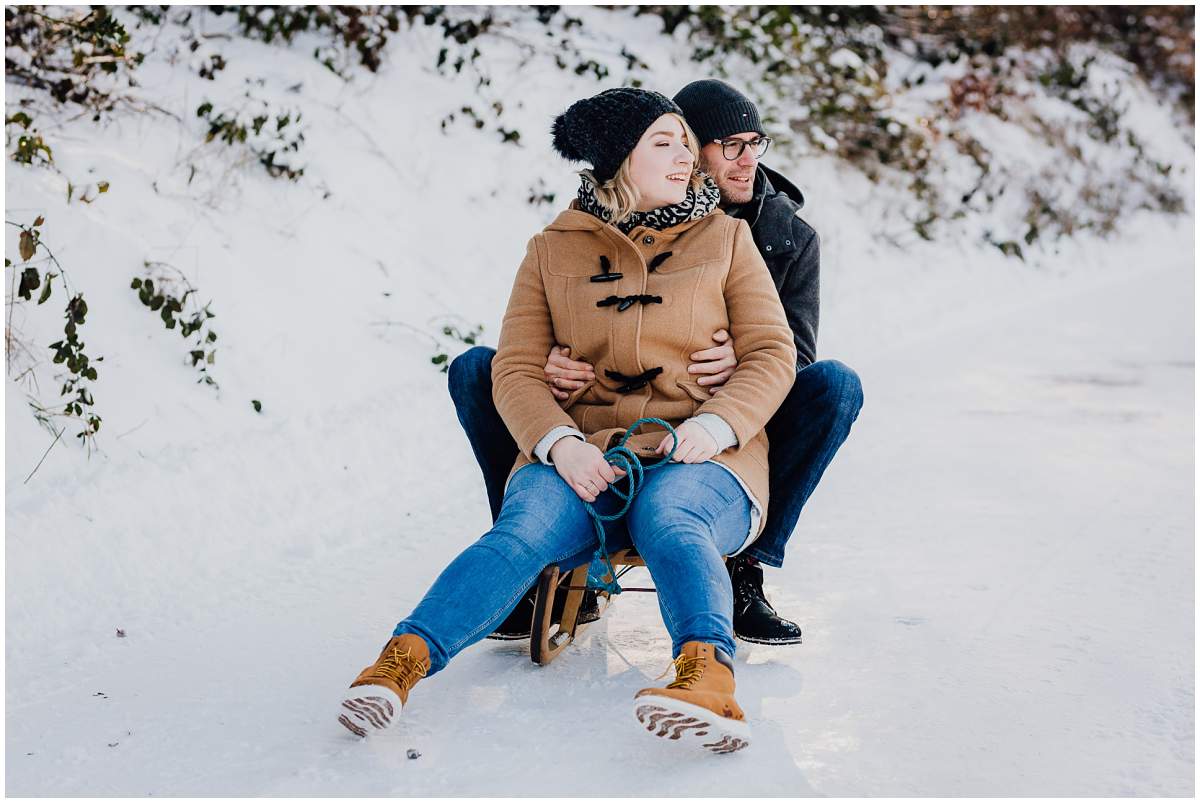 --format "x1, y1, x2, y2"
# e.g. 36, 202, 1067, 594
530, 548, 652, 665
530, 546, 740, 665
